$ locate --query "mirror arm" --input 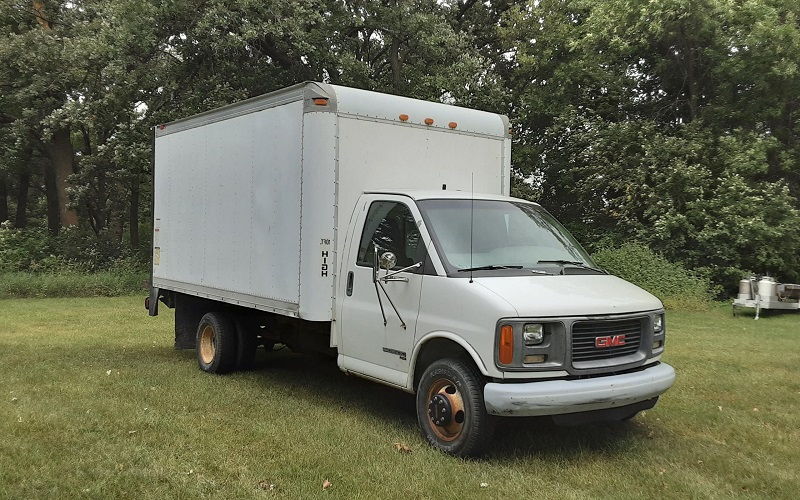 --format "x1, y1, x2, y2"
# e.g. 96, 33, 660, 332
381, 262, 422, 281
376, 278, 406, 329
